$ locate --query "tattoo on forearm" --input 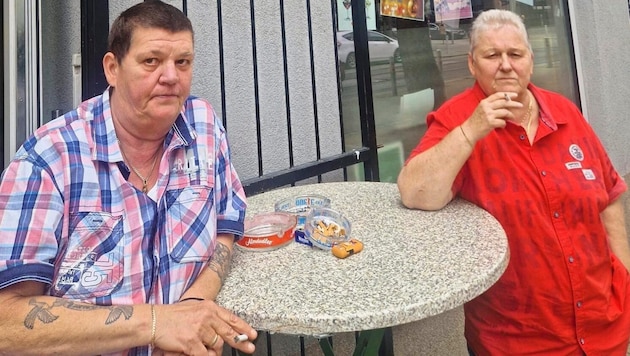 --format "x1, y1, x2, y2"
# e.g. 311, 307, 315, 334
208, 241, 232, 284
24, 300, 58, 329
24, 298, 134, 329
